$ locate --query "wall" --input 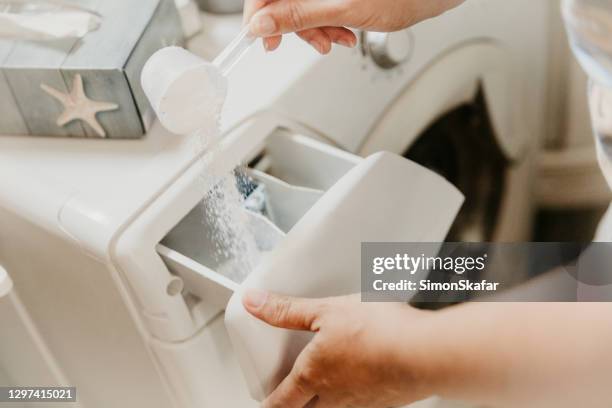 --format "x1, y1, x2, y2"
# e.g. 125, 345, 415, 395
537, 0, 611, 211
